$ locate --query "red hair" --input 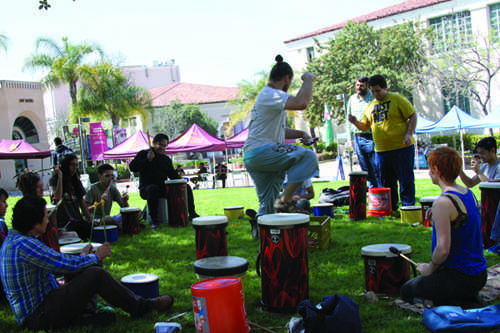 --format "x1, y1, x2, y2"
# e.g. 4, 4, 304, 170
427, 147, 462, 183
